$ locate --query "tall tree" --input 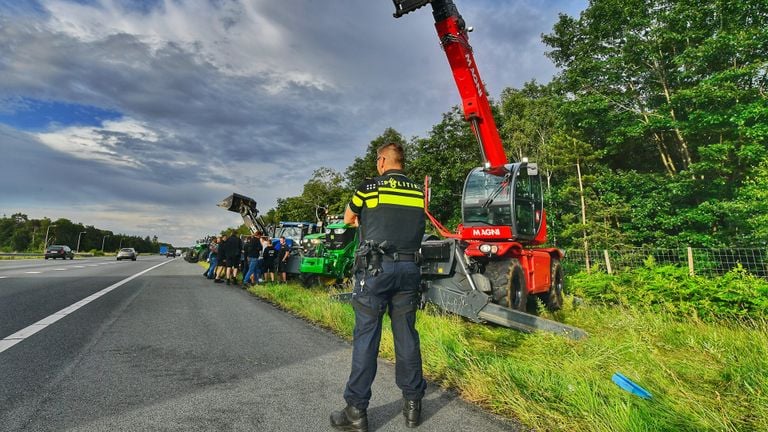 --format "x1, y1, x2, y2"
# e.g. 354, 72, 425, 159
272, 167, 348, 224
543, 0, 768, 177
345, 128, 407, 189
498, 81, 564, 190
408, 107, 482, 228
